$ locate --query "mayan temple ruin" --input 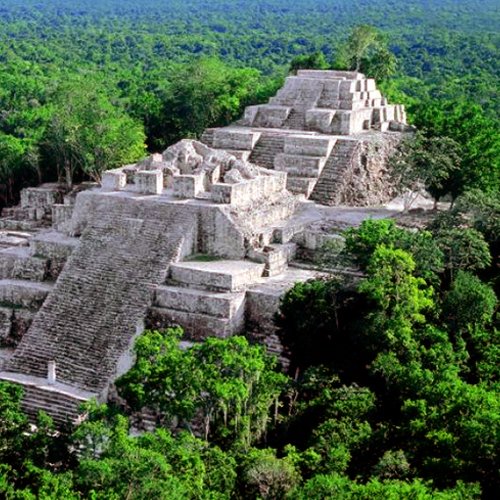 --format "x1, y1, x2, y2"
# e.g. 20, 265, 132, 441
0, 70, 411, 425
